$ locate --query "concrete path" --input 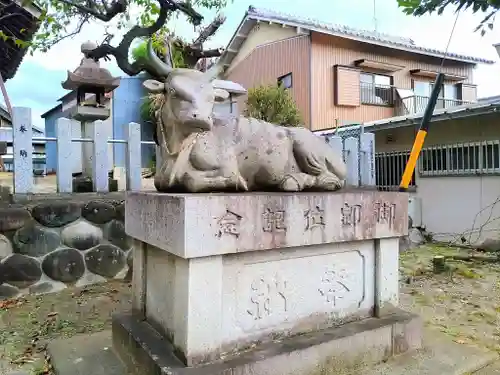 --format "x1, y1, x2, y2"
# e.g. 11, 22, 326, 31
362, 329, 498, 375
47, 331, 129, 375
475, 361, 500, 375
46, 328, 499, 375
